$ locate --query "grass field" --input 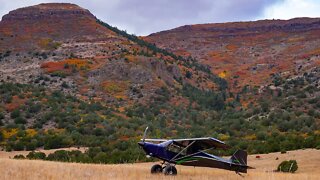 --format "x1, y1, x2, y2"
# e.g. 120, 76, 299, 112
0, 149, 319, 180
